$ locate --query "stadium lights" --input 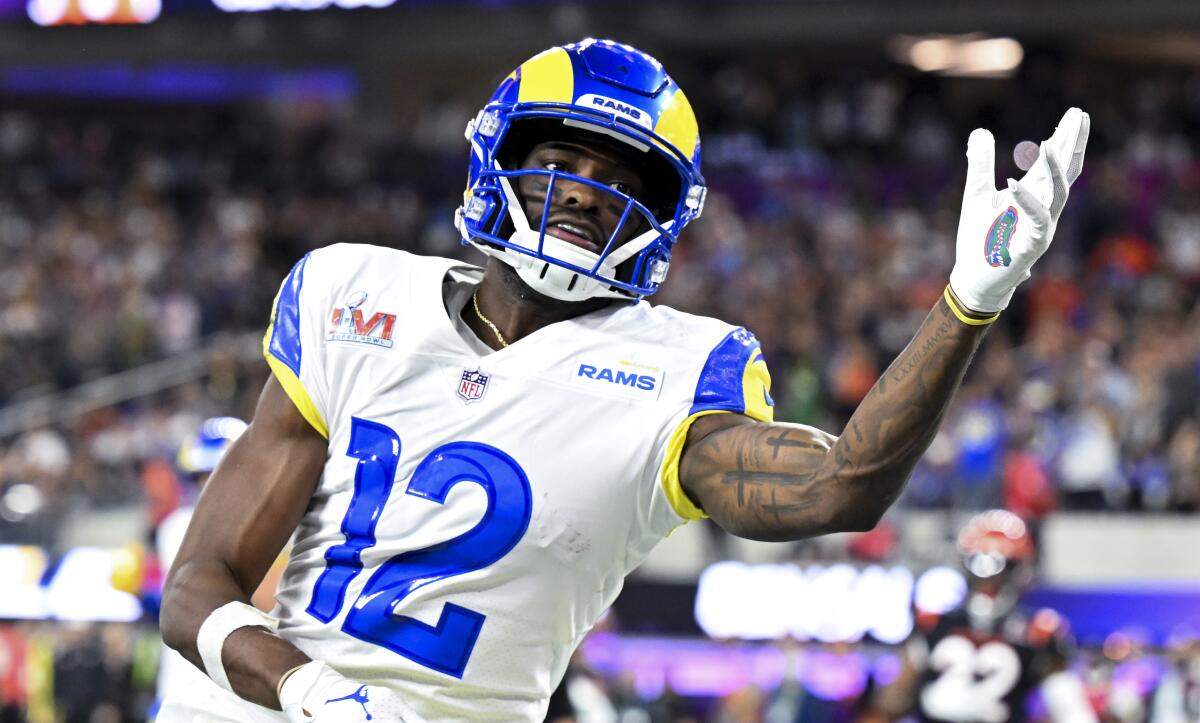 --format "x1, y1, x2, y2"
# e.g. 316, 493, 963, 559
211, 0, 395, 13
889, 35, 1024, 78
27, 0, 158, 25
694, 562, 937, 644
0, 545, 141, 622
